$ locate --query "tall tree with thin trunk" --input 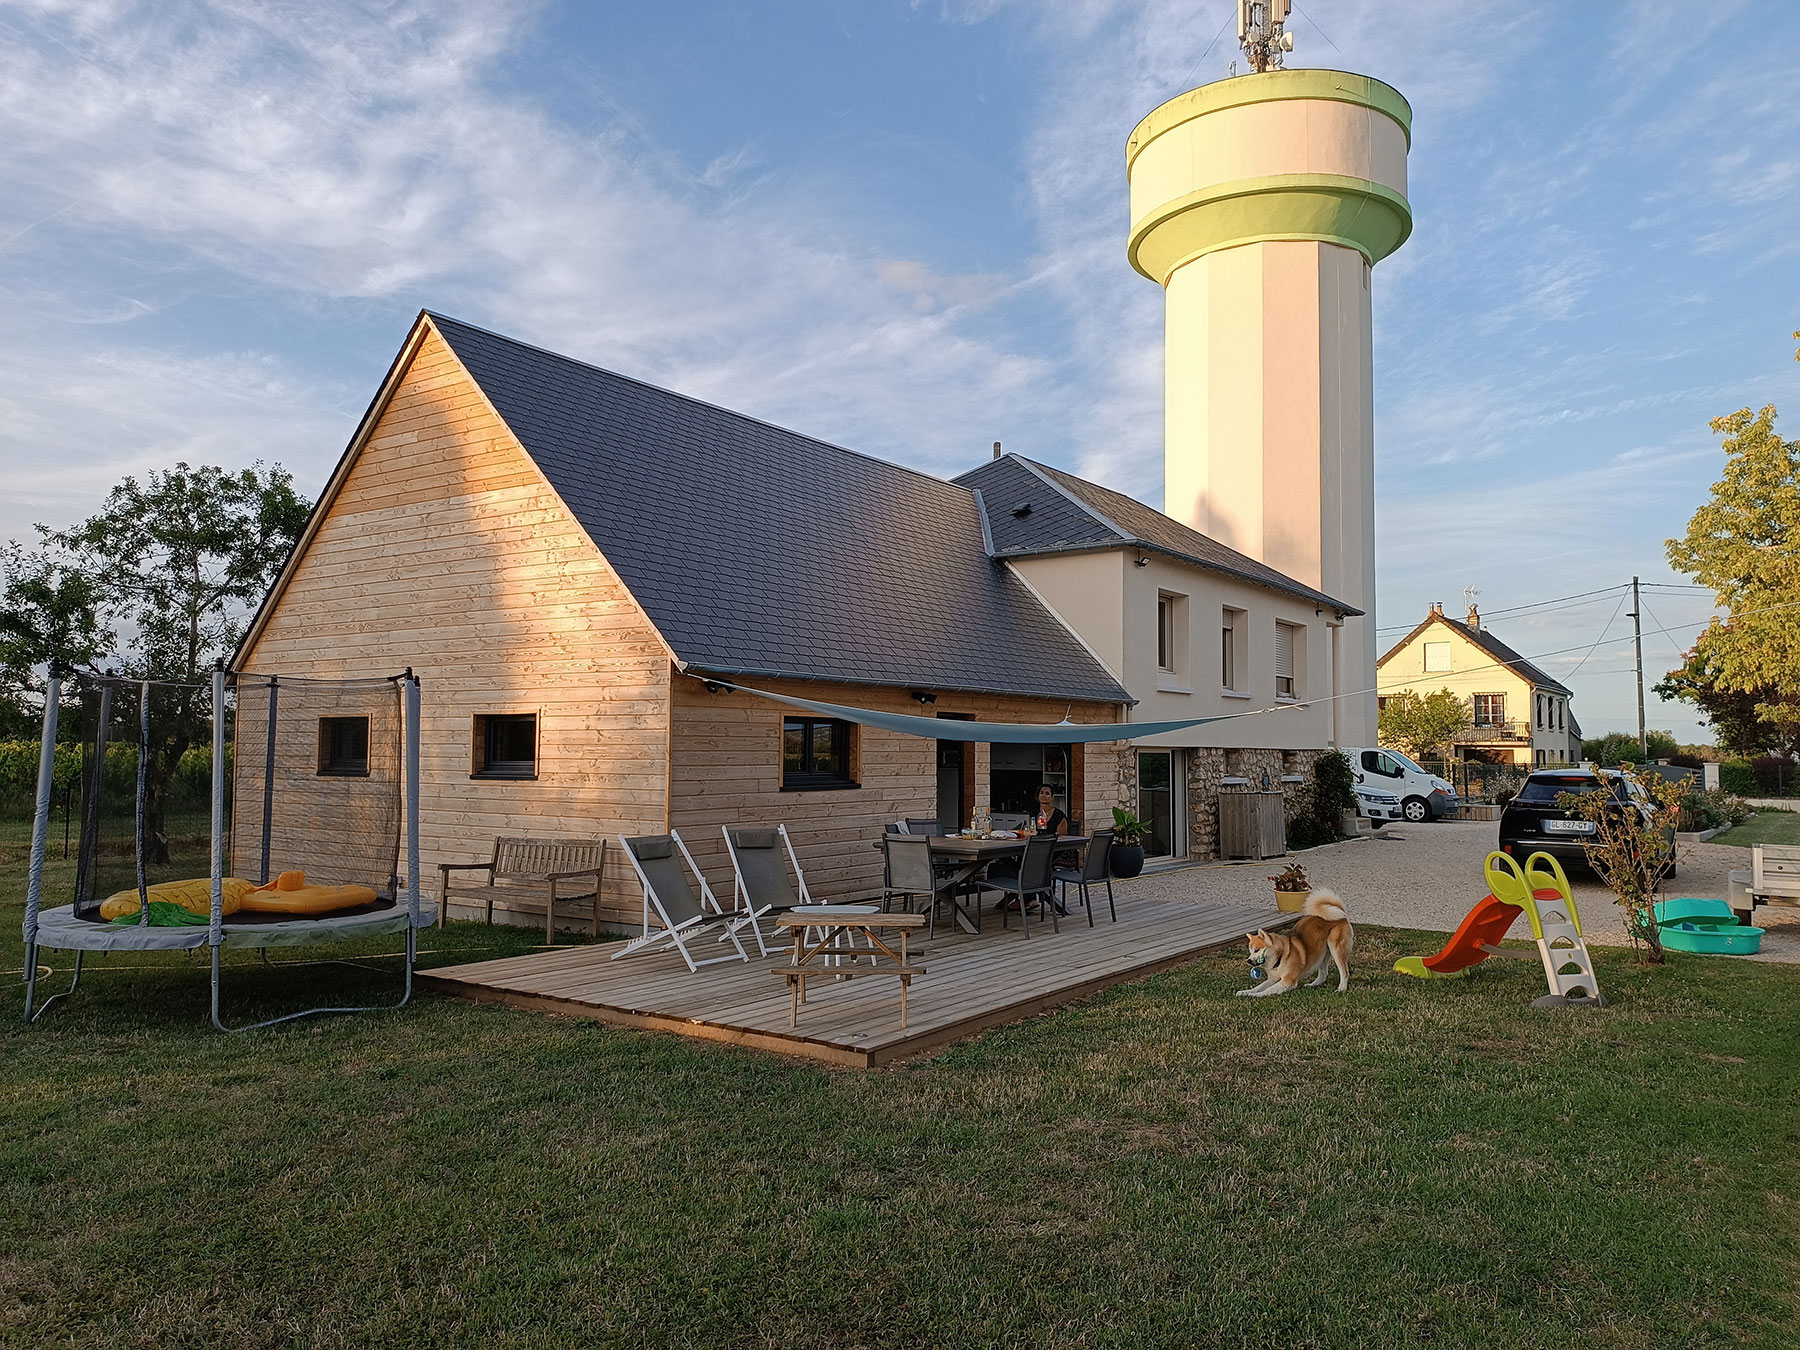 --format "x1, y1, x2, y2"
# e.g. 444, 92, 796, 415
3, 463, 310, 860
1665, 331, 1800, 739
